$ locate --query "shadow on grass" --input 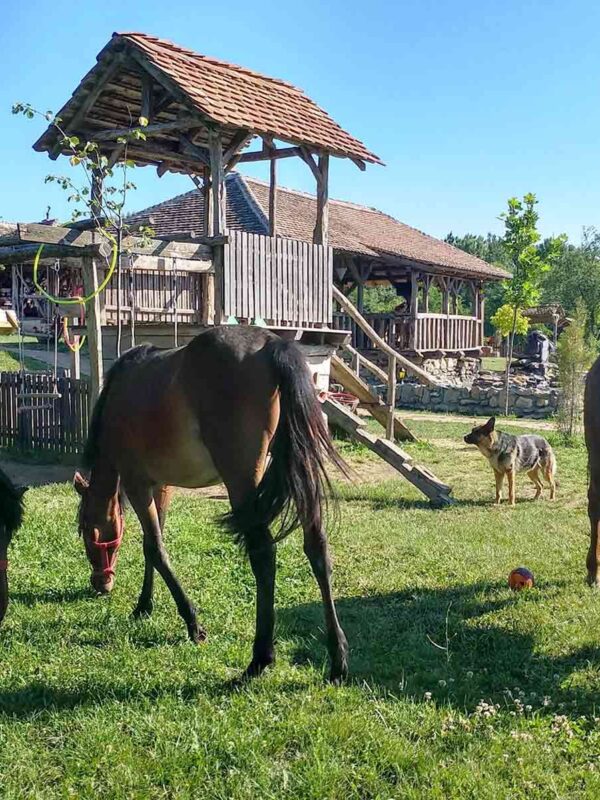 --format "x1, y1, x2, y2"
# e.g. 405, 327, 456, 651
10, 586, 91, 606
279, 578, 600, 714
